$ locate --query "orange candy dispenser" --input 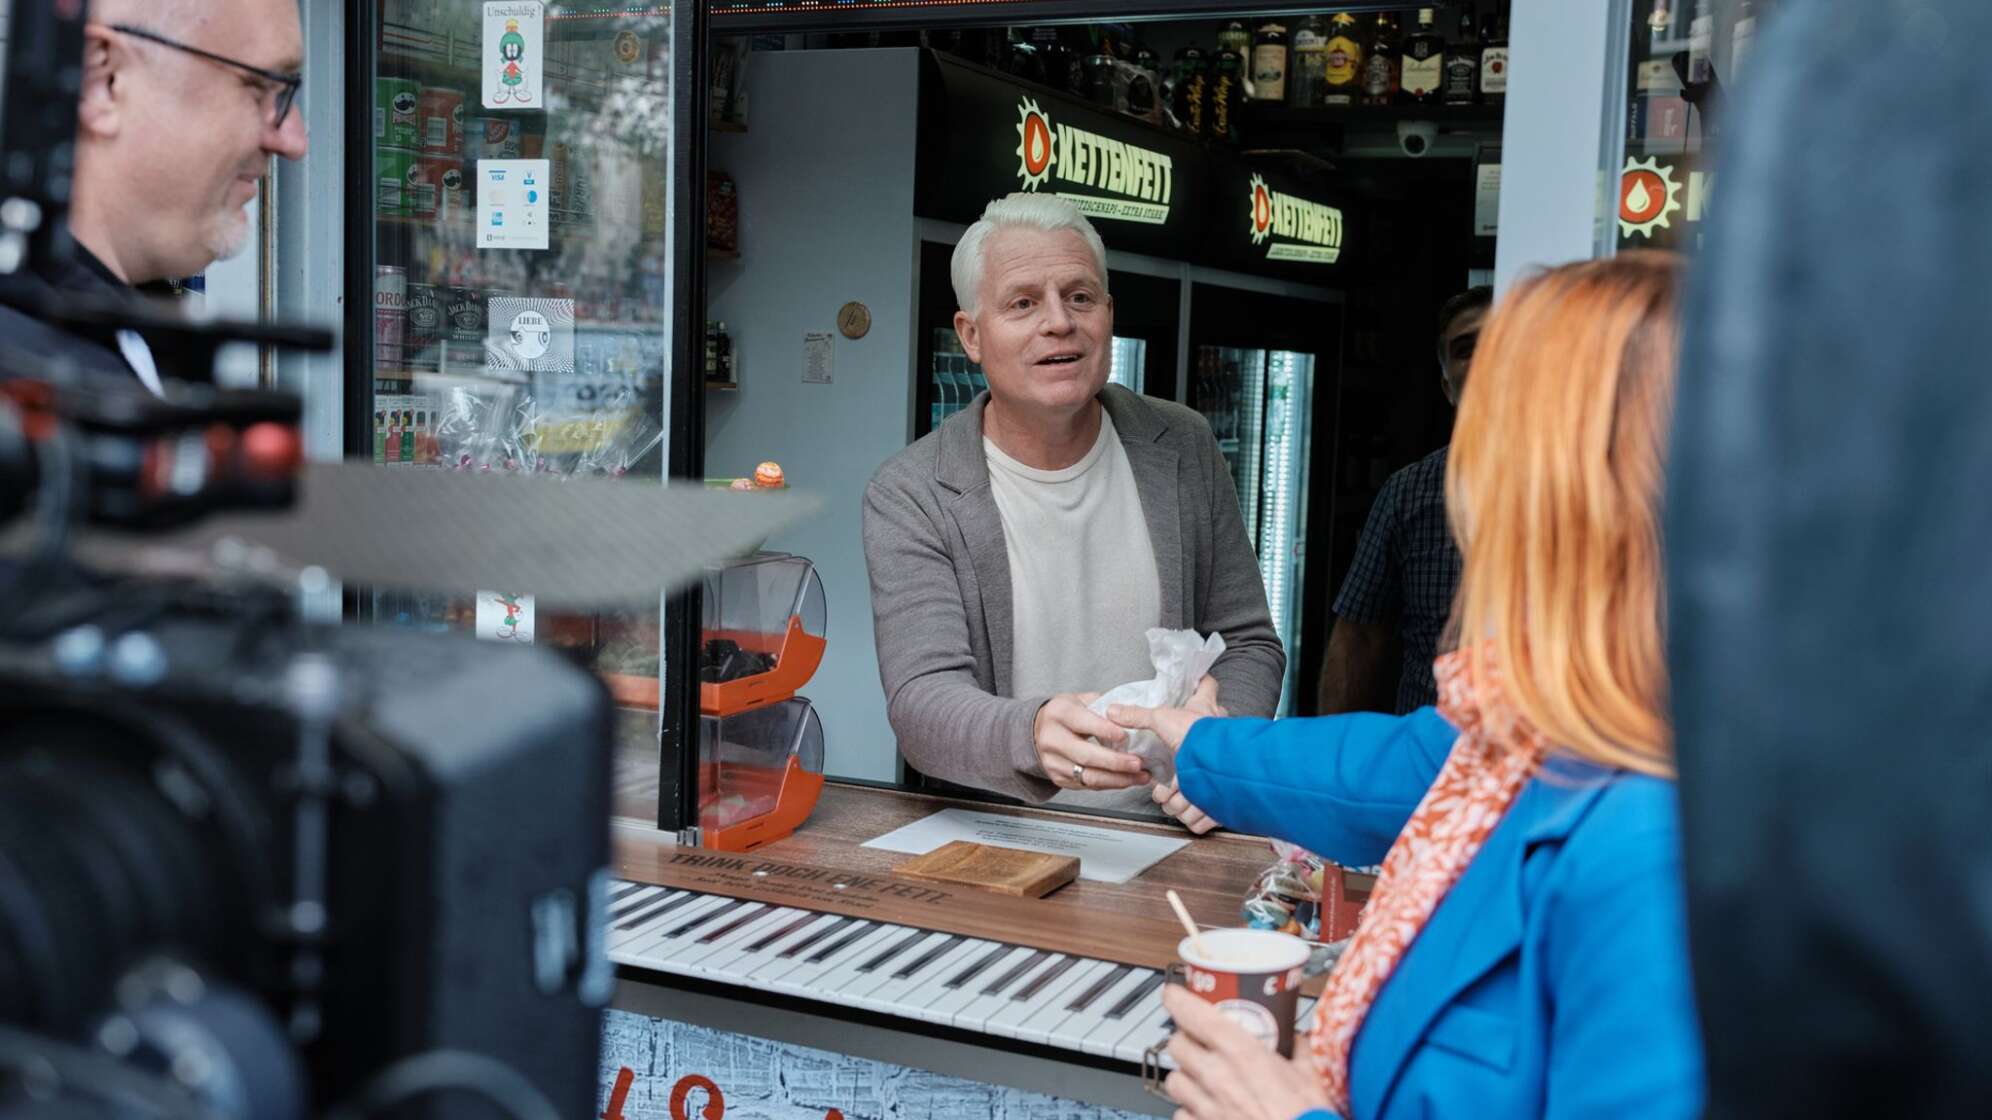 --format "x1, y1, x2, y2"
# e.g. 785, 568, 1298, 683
695, 552, 828, 851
